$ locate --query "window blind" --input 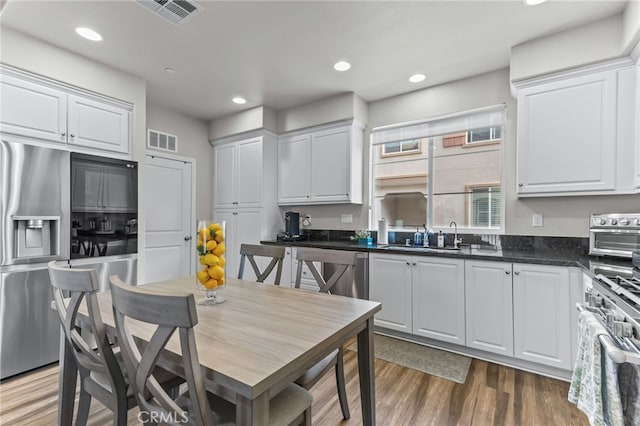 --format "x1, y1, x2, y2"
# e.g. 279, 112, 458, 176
371, 104, 505, 145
